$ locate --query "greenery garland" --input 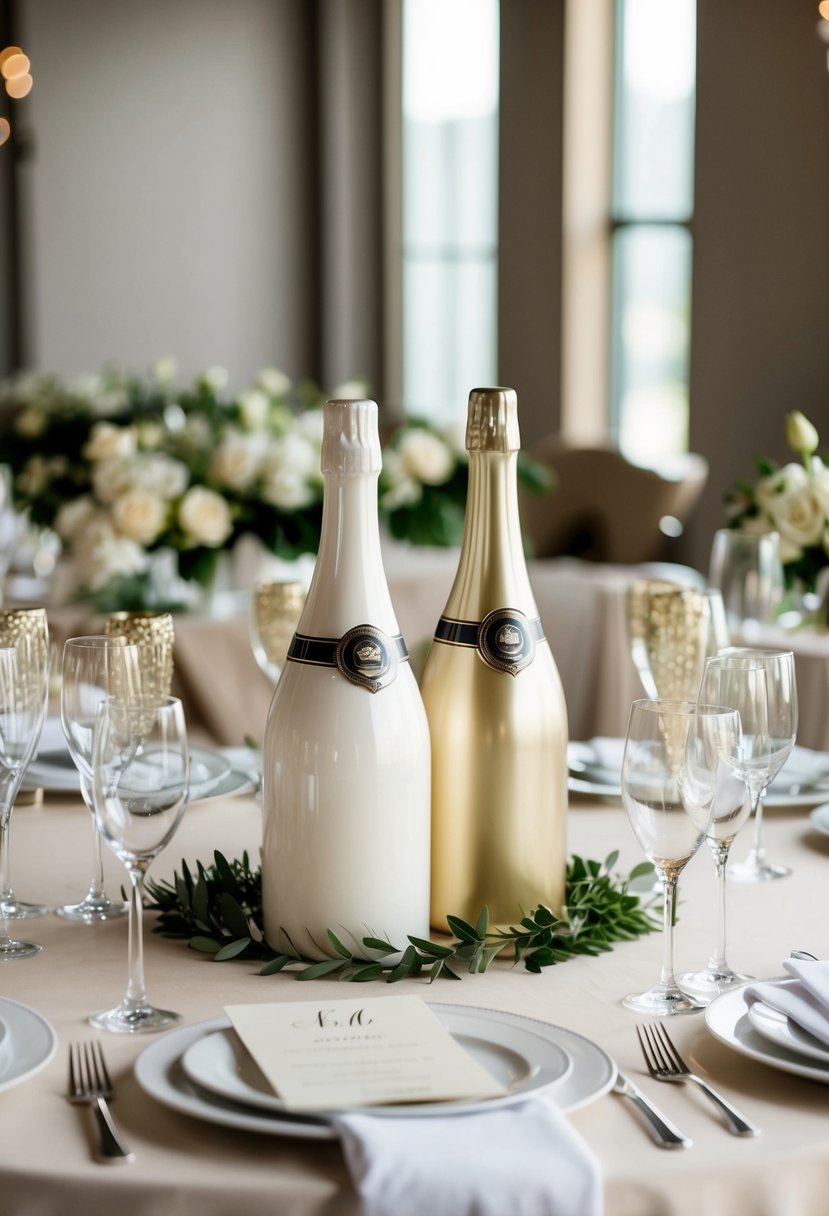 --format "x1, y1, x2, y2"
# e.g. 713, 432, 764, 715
146, 850, 659, 983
